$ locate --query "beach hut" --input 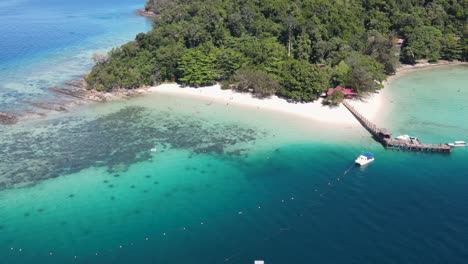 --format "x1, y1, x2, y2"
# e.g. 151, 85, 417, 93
326, 85, 357, 99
